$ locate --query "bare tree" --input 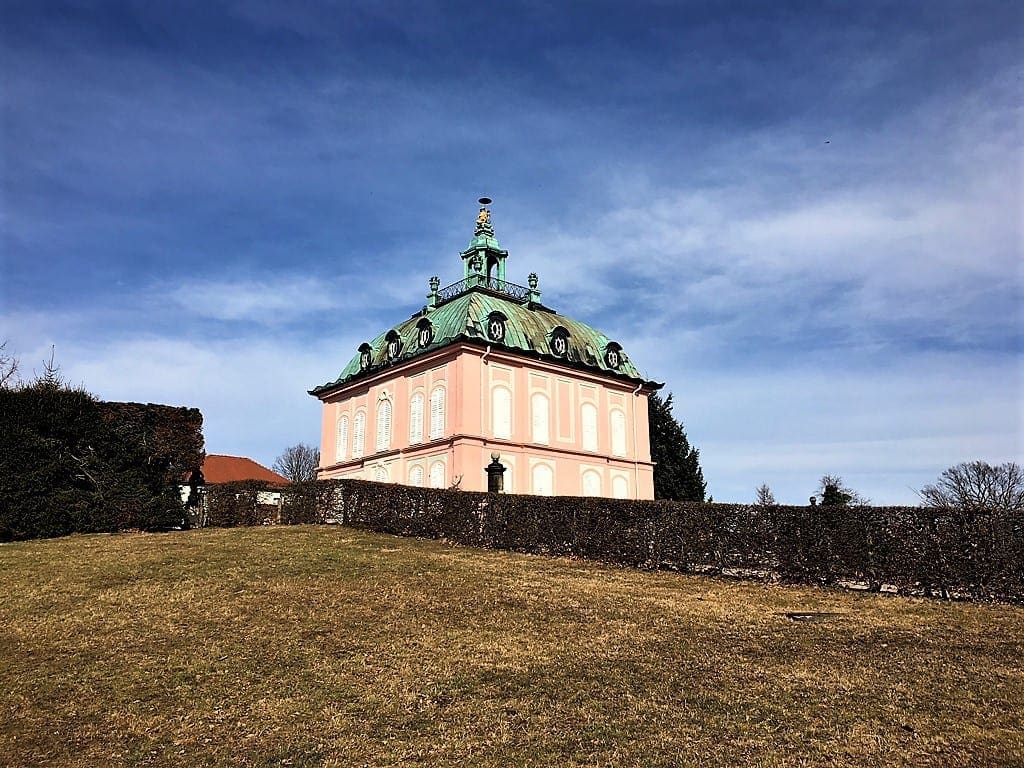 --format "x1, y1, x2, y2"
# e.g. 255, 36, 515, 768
754, 483, 776, 506
0, 340, 19, 388
815, 474, 868, 506
272, 443, 320, 482
918, 461, 1024, 512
